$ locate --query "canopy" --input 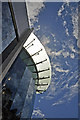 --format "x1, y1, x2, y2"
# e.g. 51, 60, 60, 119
23, 32, 51, 94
